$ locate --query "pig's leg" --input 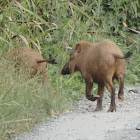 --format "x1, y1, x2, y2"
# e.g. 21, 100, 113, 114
41, 70, 47, 85
95, 84, 104, 111
117, 75, 124, 101
105, 80, 116, 112
85, 81, 99, 101
115, 63, 125, 101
